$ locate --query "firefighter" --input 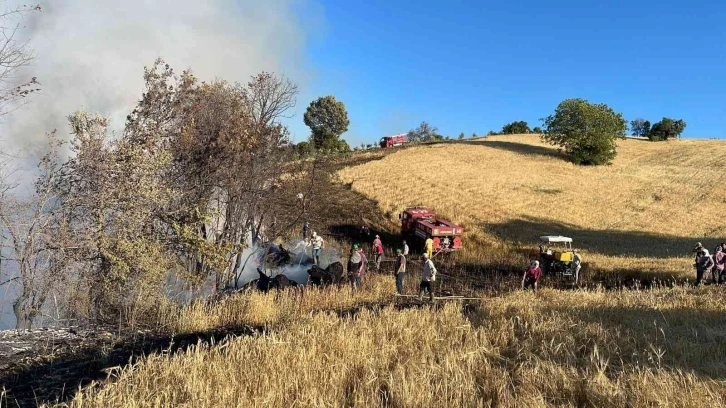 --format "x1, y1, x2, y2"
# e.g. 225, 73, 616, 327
419, 253, 437, 301
424, 237, 434, 259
